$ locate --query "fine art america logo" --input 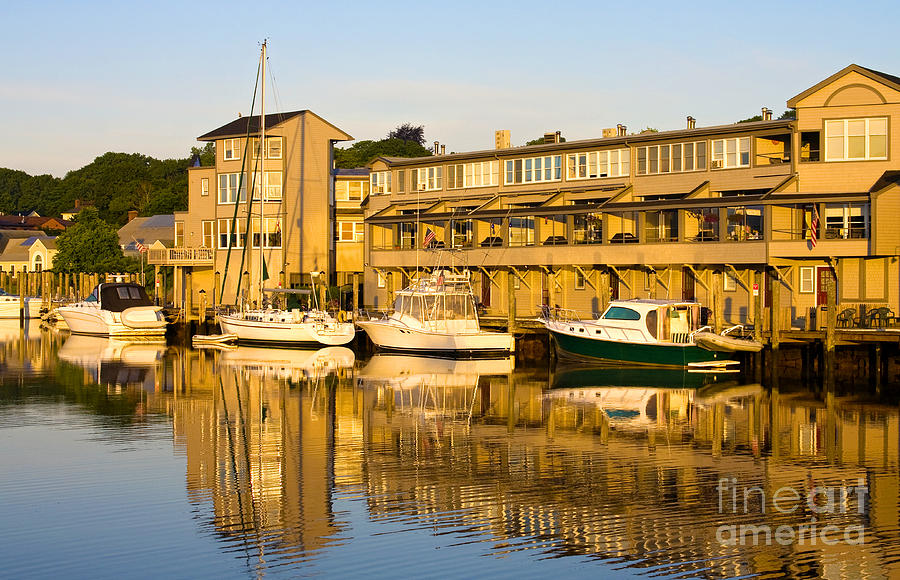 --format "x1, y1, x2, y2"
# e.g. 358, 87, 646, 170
715, 478, 868, 546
